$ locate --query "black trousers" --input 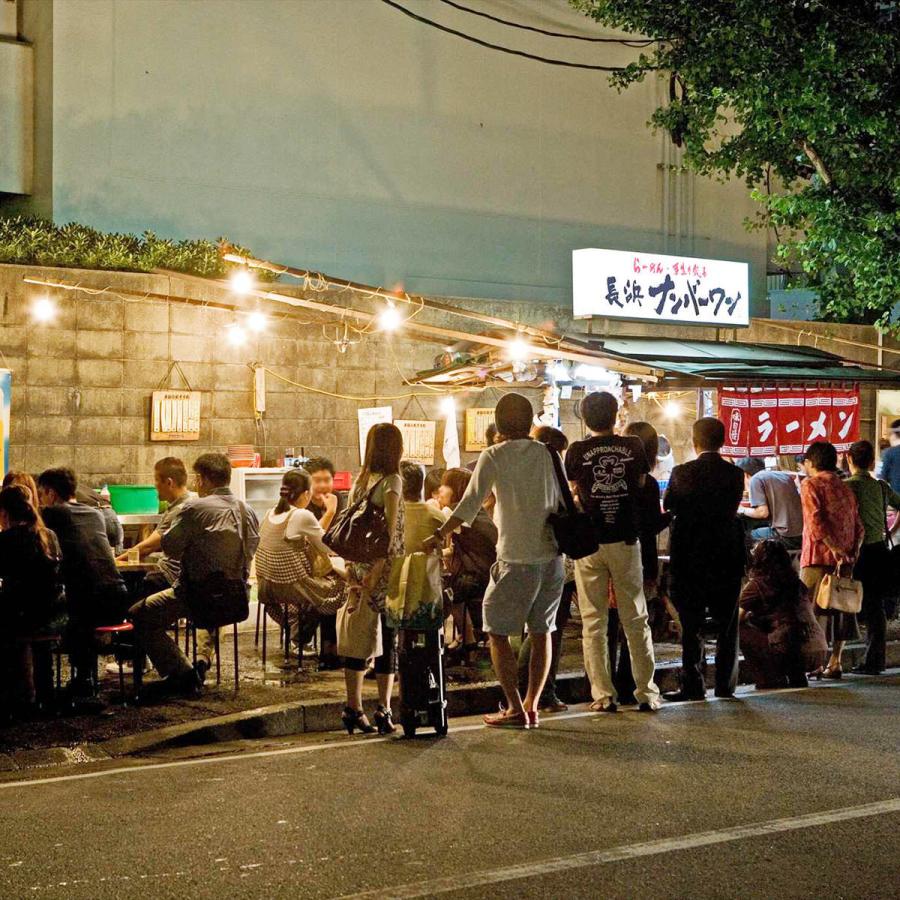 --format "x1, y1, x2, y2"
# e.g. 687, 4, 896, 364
854, 542, 890, 672
672, 579, 741, 698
